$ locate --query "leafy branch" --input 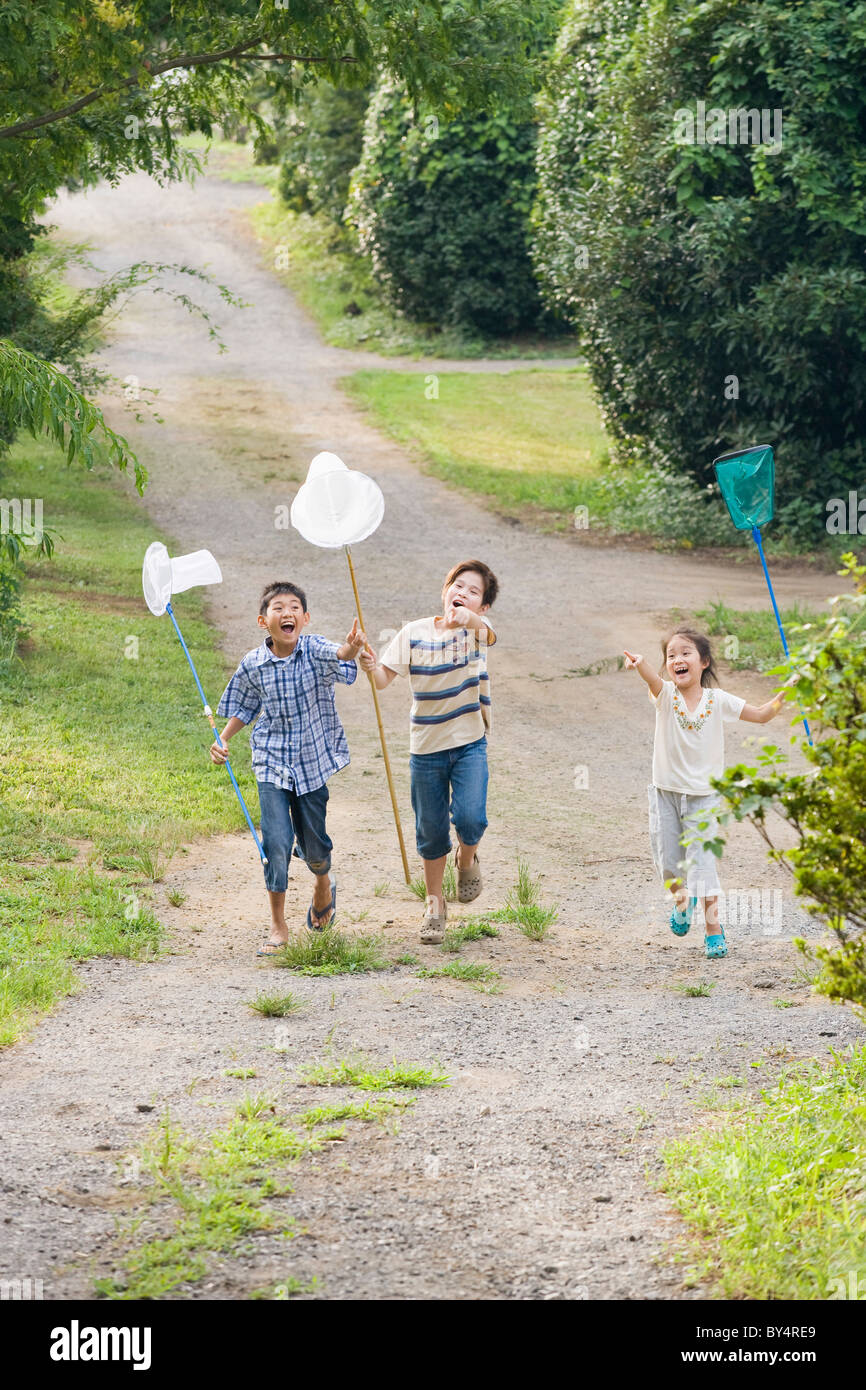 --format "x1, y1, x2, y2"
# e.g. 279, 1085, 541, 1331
0, 340, 144, 492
